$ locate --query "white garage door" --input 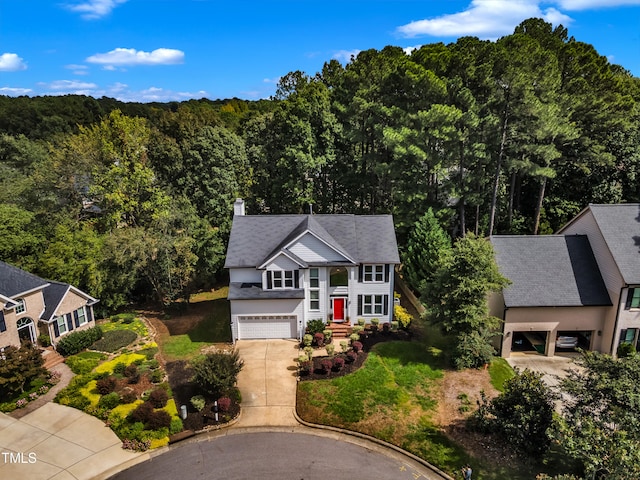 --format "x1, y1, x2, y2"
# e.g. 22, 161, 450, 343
237, 315, 297, 339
